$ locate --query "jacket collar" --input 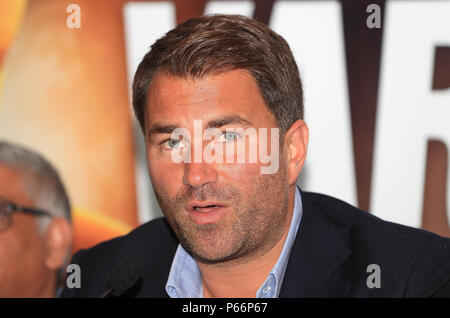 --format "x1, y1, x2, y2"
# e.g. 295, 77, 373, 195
279, 189, 353, 297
